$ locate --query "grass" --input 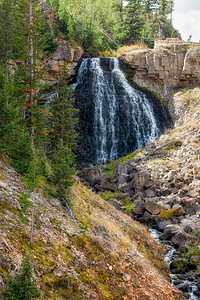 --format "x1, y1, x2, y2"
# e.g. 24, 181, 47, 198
159, 208, 177, 220
117, 44, 149, 56
123, 197, 133, 213
104, 149, 144, 178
